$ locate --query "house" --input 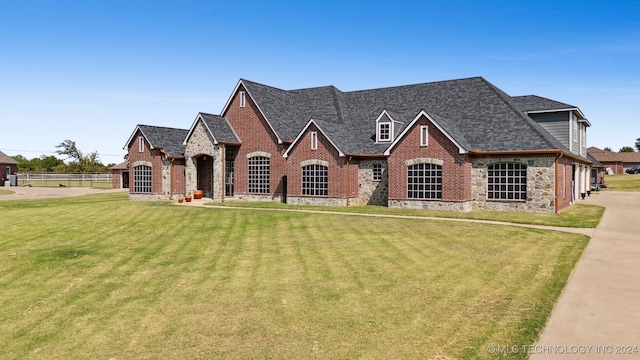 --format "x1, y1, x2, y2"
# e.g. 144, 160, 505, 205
111, 160, 129, 189
0, 151, 19, 186
587, 146, 640, 174
123, 76, 593, 213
